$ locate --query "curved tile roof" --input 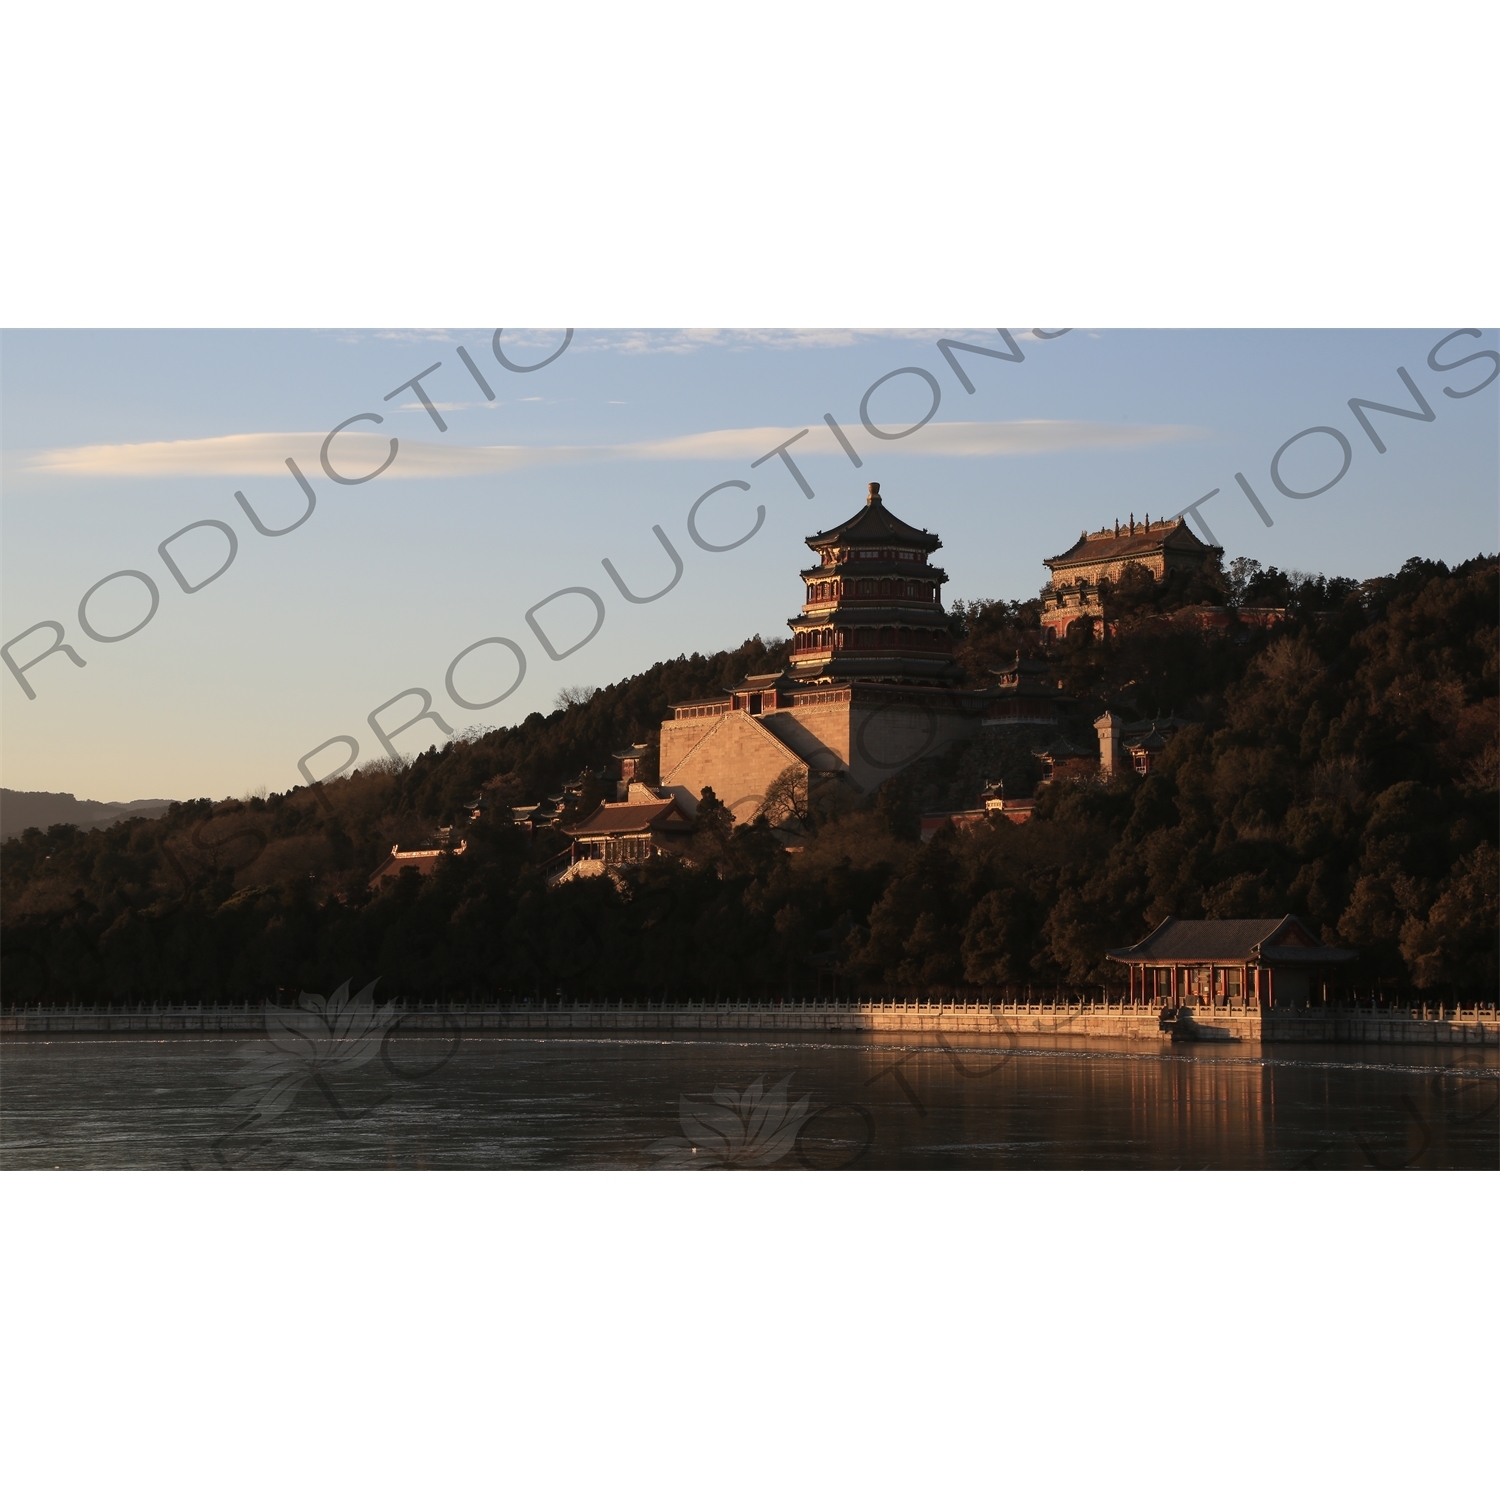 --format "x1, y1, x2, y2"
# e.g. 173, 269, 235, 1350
1106, 916, 1356, 963
805, 483, 938, 550
1044, 518, 1216, 570
569, 800, 692, 836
